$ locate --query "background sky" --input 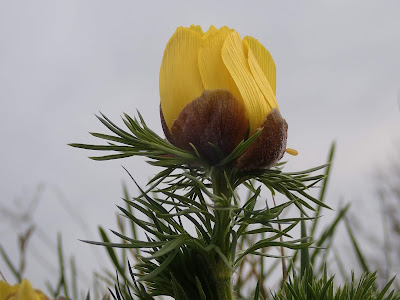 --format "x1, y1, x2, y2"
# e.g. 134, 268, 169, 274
1, 0, 400, 294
